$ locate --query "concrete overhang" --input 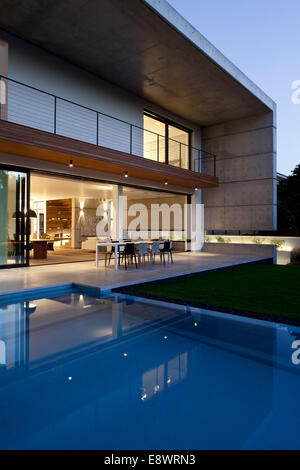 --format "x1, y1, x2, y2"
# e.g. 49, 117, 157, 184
0, 0, 275, 126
